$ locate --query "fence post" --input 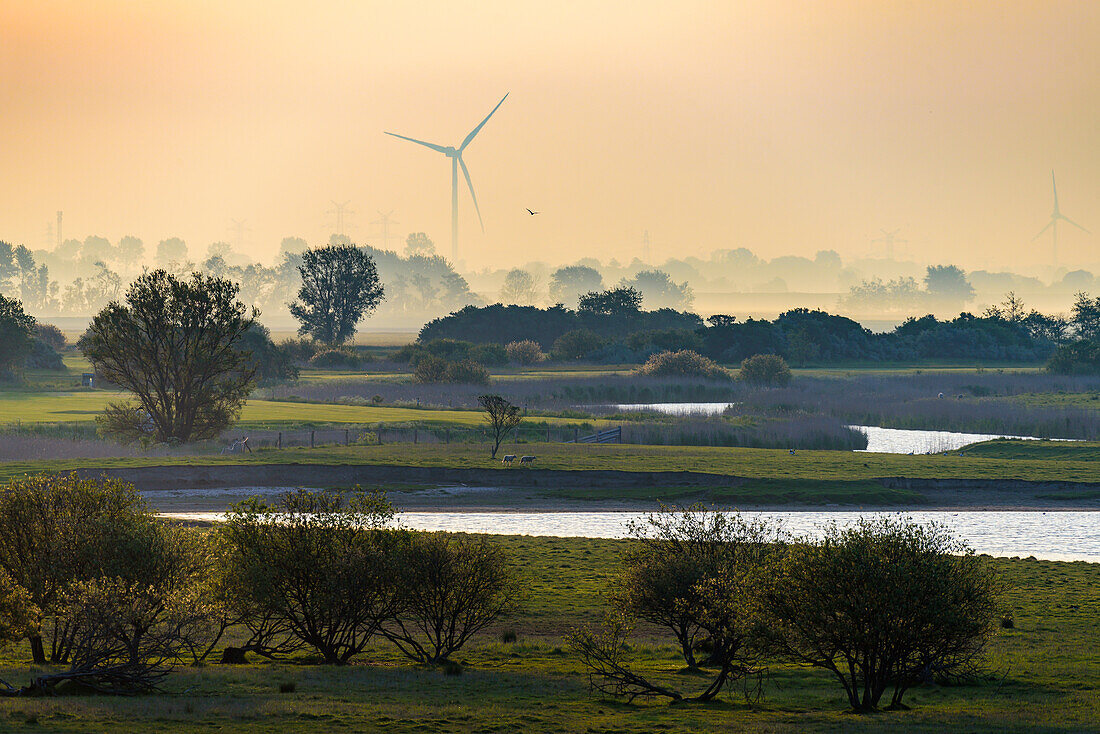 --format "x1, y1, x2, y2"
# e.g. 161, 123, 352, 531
546, 425, 550, 443
619, 425, 623, 443
414, 428, 418, 444
277, 431, 282, 449
311, 430, 315, 449
345, 429, 349, 446
574, 426, 579, 443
